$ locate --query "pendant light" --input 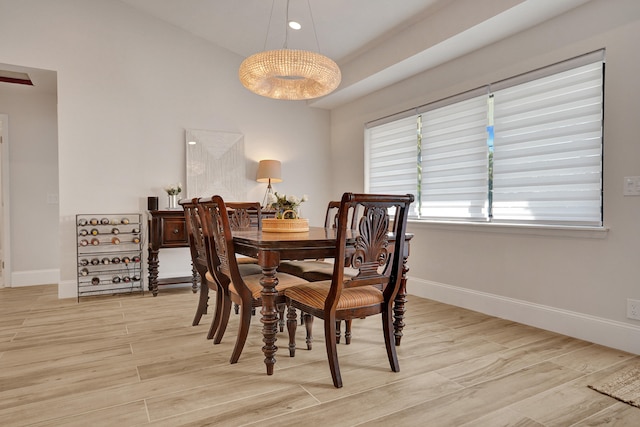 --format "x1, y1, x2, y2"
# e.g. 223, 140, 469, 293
238, 0, 341, 100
